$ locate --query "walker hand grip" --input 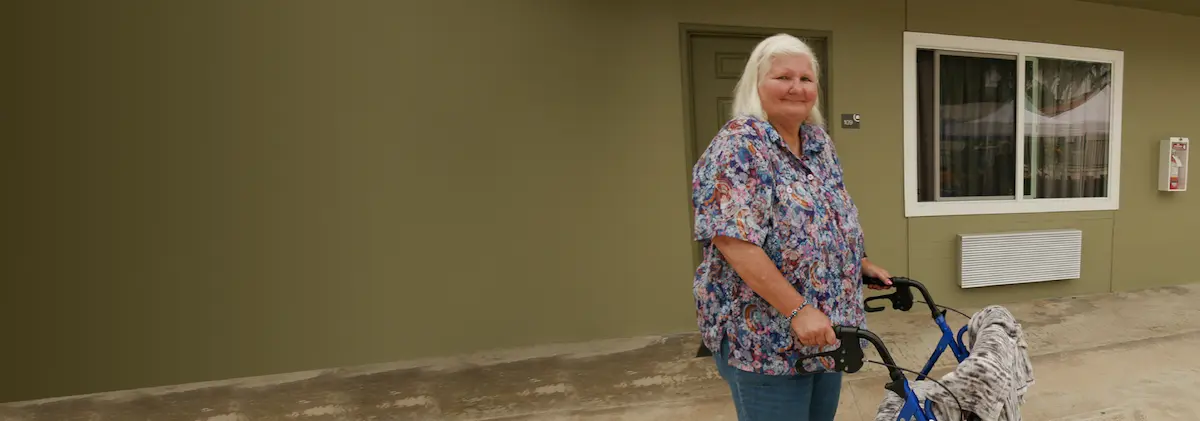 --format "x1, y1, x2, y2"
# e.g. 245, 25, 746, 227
863, 276, 941, 319
794, 326, 901, 379
863, 275, 890, 287
795, 326, 865, 374
863, 275, 914, 313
